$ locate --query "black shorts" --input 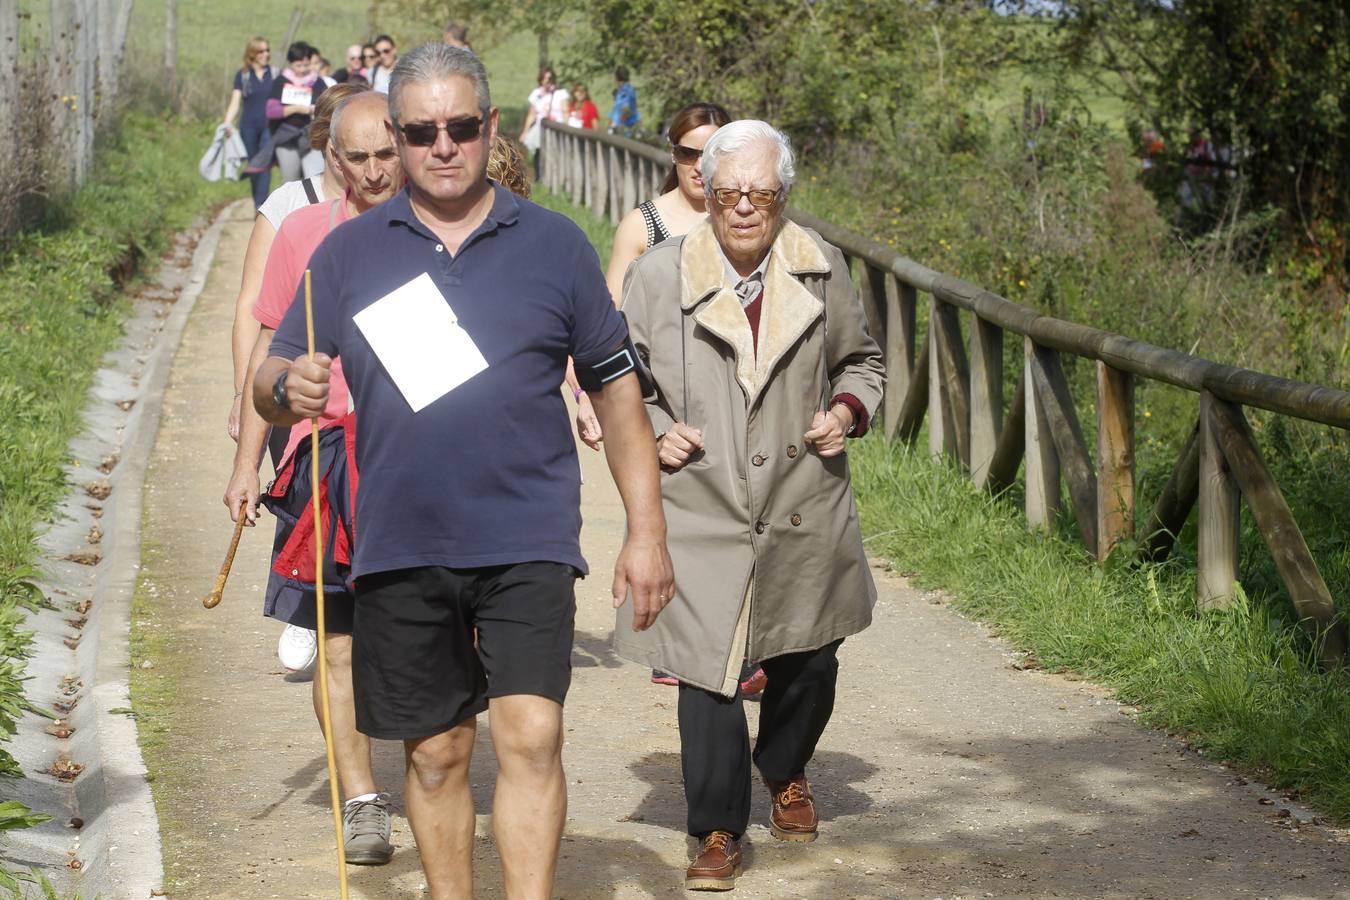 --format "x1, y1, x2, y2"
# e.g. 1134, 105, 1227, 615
351, 562, 578, 740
